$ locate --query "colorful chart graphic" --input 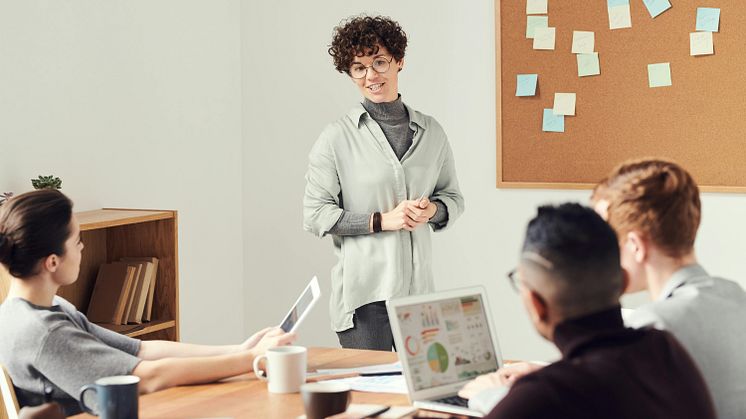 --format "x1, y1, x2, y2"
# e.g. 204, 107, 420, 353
427, 343, 449, 373
405, 336, 421, 356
